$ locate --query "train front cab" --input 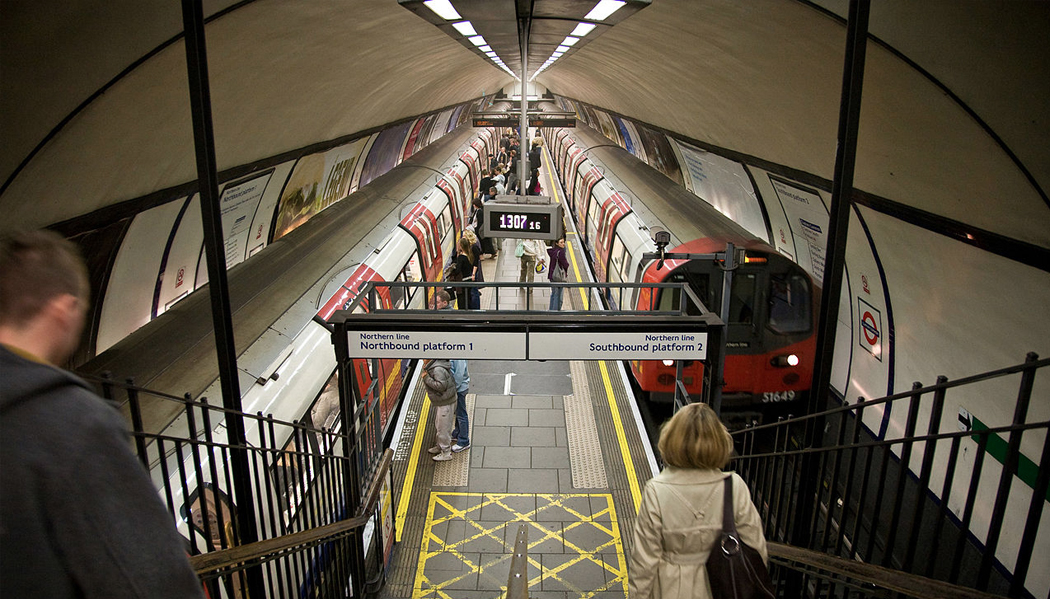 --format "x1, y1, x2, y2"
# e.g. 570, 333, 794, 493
638, 243, 816, 424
